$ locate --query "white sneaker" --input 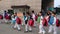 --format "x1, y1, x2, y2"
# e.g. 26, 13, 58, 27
48, 30, 51, 33
53, 32, 57, 34
43, 31, 45, 34
38, 31, 42, 34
